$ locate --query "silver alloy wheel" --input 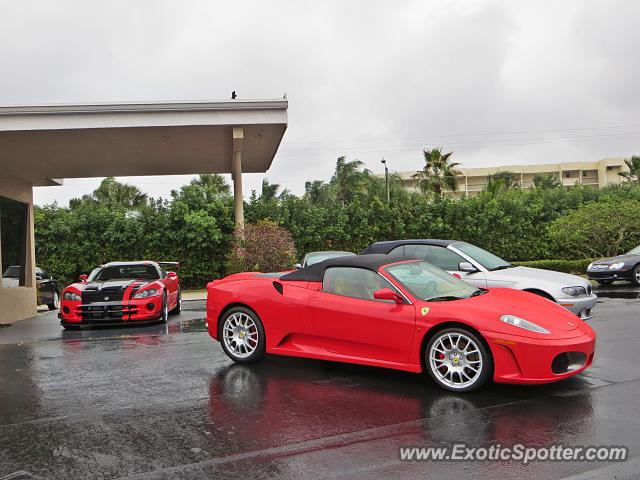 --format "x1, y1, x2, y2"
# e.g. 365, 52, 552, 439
429, 332, 483, 390
635, 267, 640, 284
53, 292, 59, 309
223, 312, 259, 359
162, 297, 168, 322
